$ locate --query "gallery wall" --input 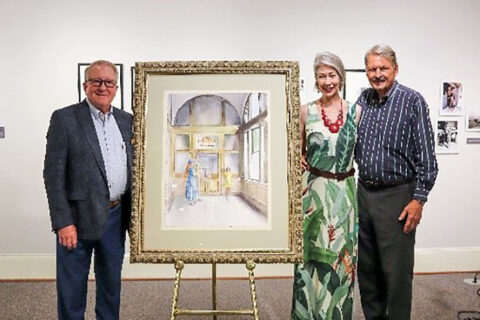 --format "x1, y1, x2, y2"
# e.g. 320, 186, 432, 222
1, 0, 479, 278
